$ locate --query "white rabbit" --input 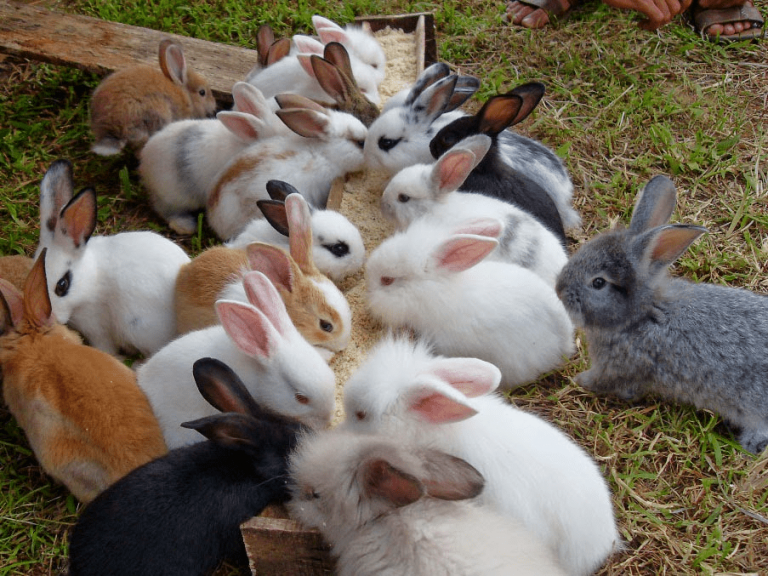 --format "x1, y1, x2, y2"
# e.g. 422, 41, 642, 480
288, 428, 567, 576
226, 180, 365, 281
311, 15, 386, 87
139, 83, 281, 235
339, 334, 621, 576
206, 100, 367, 240
36, 162, 189, 357
137, 270, 336, 449
380, 135, 567, 286
365, 220, 575, 389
